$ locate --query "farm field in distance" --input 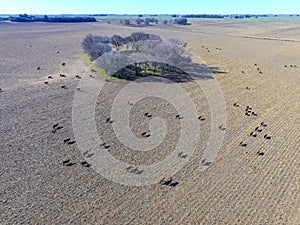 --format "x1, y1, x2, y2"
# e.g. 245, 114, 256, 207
0, 18, 299, 224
